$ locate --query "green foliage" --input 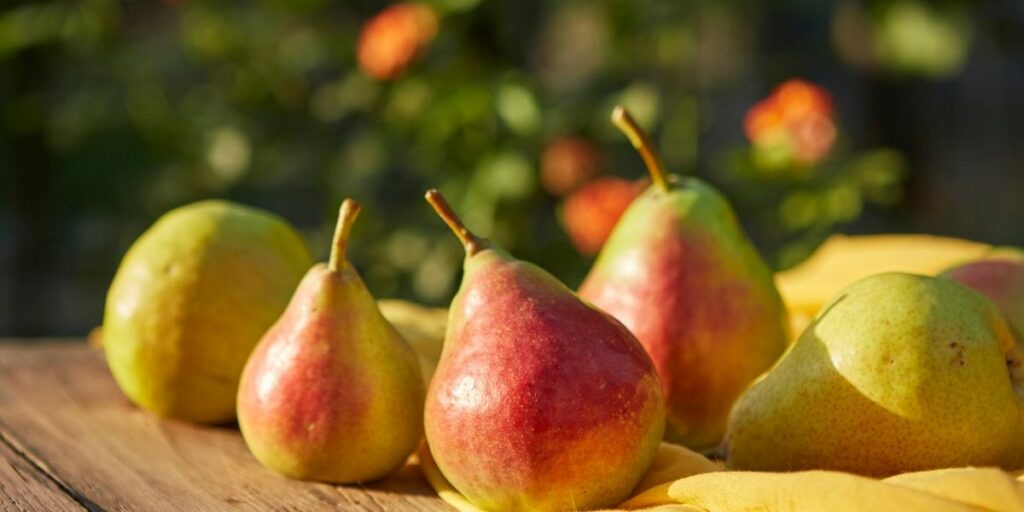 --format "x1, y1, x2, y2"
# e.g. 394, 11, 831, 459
0, 0, 916, 315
